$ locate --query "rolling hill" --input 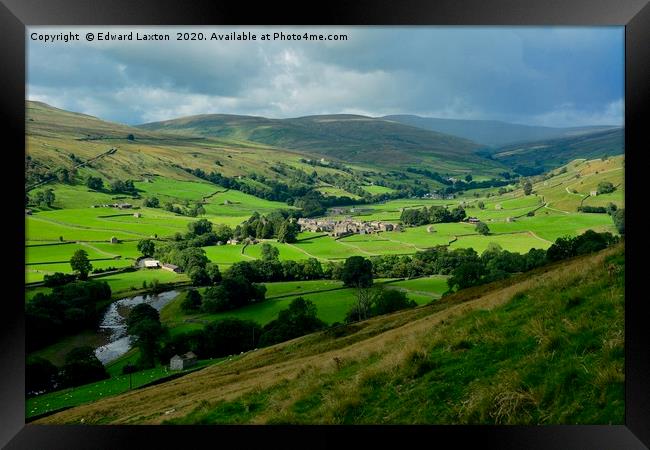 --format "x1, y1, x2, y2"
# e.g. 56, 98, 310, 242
382, 114, 618, 148
25, 101, 368, 186
487, 128, 624, 173
137, 113, 505, 173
